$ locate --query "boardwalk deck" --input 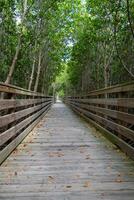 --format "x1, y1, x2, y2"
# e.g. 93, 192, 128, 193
0, 102, 134, 200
